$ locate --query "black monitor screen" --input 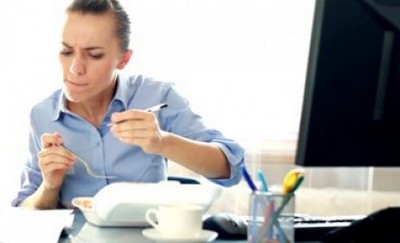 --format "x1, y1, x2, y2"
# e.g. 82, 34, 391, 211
295, 0, 400, 166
